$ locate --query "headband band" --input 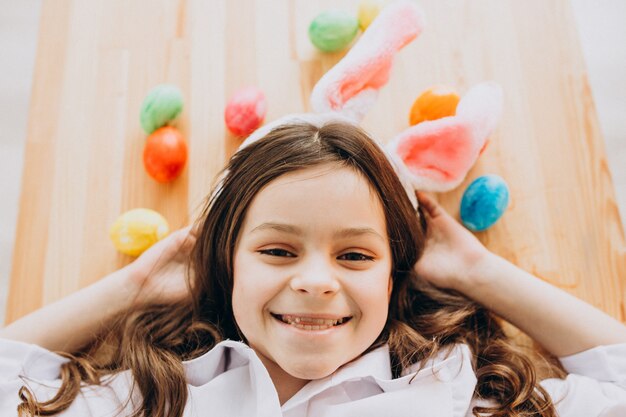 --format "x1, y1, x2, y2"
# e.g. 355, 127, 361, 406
236, 112, 420, 211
